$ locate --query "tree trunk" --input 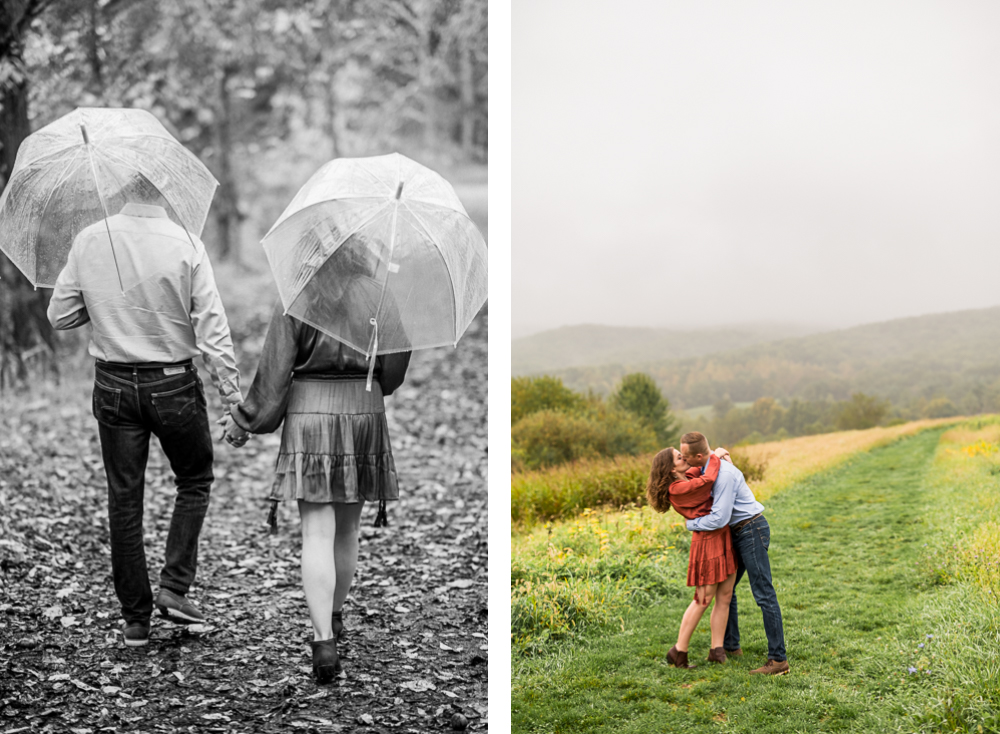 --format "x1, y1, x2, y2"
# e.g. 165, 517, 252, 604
86, 0, 104, 98
0, 73, 57, 389
213, 64, 240, 262
459, 41, 475, 157
418, 23, 438, 151
323, 67, 340, 159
